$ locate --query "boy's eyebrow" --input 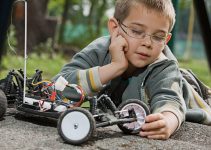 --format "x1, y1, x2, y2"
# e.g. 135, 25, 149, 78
130, 22, 168, 34
130, 22, 146, 28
